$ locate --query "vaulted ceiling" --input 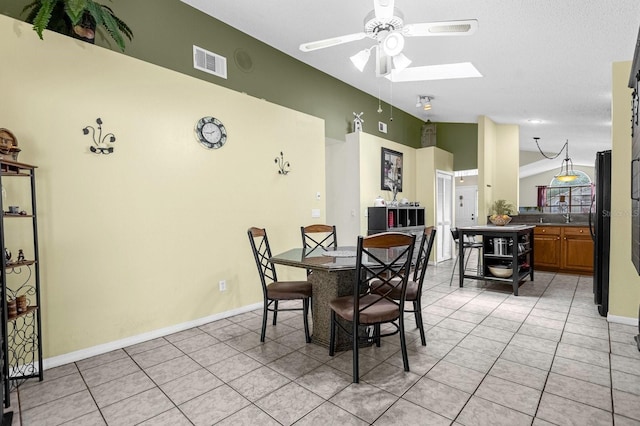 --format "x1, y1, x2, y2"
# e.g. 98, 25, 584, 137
182, 0, 640, 175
